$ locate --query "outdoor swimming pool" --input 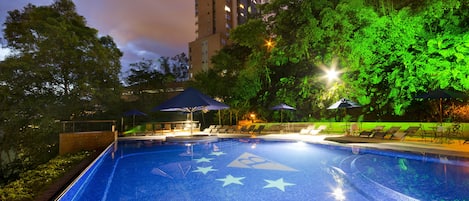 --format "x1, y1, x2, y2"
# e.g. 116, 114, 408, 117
57, 138, 469, 201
